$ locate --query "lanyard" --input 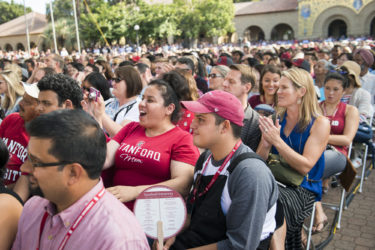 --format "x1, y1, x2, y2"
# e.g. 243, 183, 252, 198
37, 186, 106, 250
190, 140, 241, 203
